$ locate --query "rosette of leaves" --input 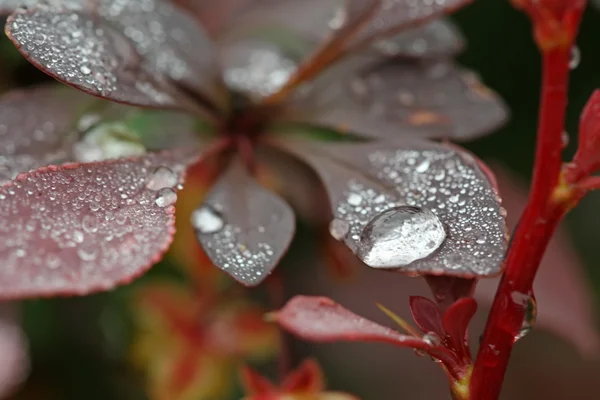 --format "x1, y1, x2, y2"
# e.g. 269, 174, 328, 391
0, 0, 509, 297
